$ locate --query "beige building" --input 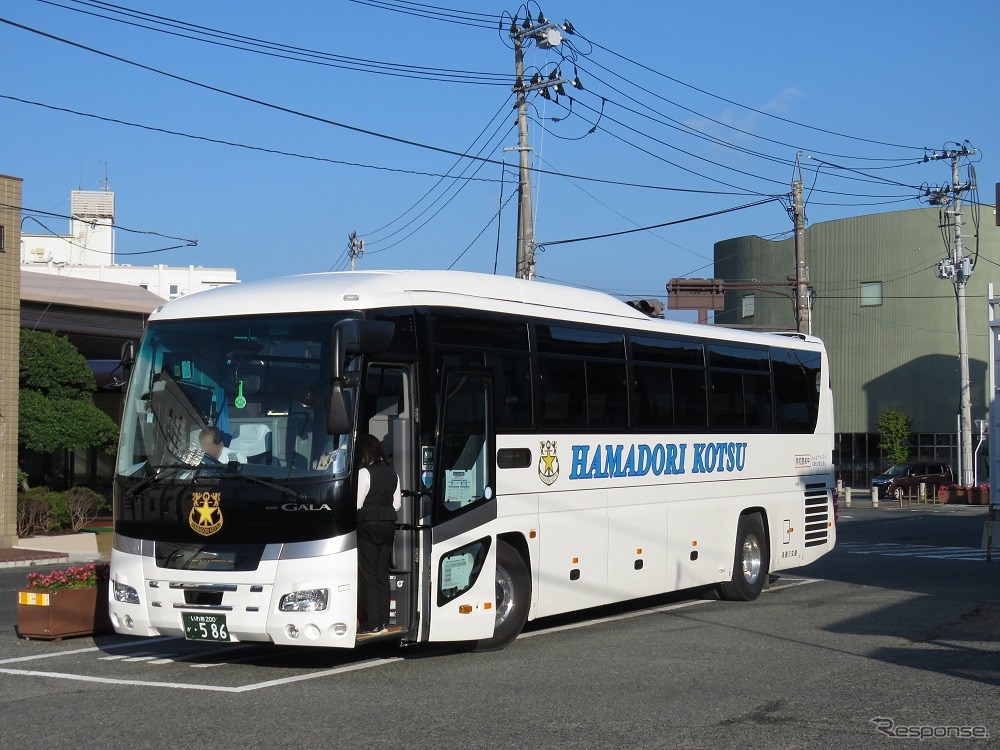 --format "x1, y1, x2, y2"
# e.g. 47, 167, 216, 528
1, 176, 22, 547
